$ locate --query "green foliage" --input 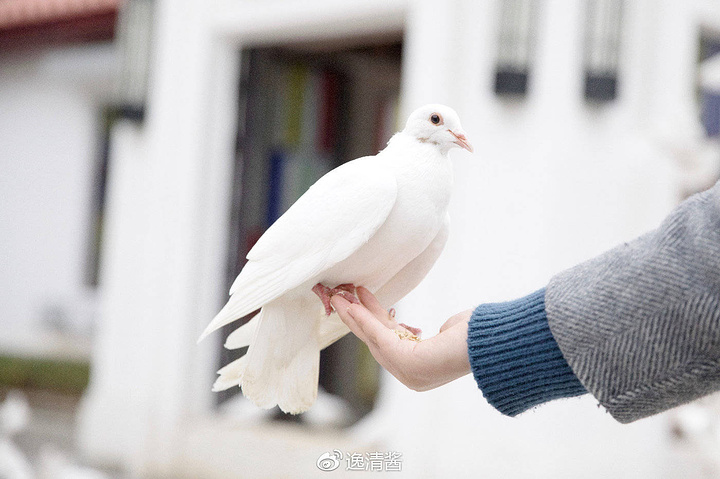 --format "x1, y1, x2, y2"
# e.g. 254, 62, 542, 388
0, 356, 90, 394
